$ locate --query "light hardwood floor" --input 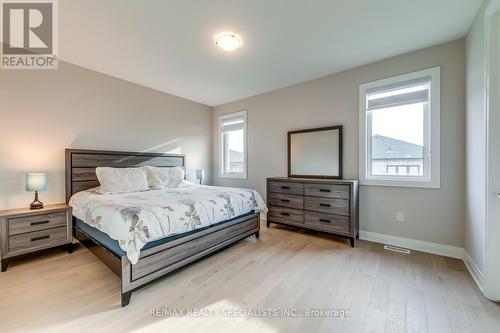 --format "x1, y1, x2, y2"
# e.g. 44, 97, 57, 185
0, 221, 499, 333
